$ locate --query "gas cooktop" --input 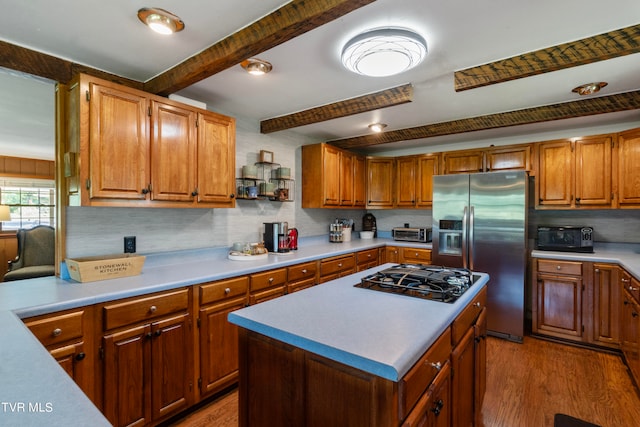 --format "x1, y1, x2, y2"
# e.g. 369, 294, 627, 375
355, 264, 478, 303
